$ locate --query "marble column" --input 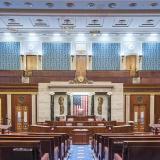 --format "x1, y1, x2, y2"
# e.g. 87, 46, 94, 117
7, 94, 11, 125
91, 94, 95, 115
32, 94, 36, 124
67, 94, 71, 115
150, 94, 155, 124
126, 95, 130, 122
107, 92, 112, 121
50, 92, 55, 121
